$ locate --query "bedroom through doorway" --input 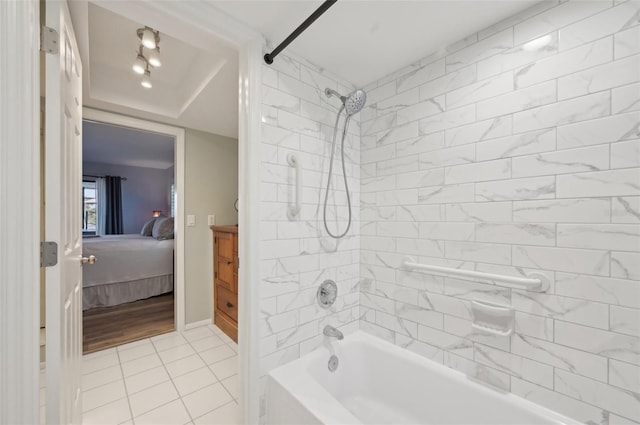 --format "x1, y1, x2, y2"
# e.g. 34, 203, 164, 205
81, 119, 177, 353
